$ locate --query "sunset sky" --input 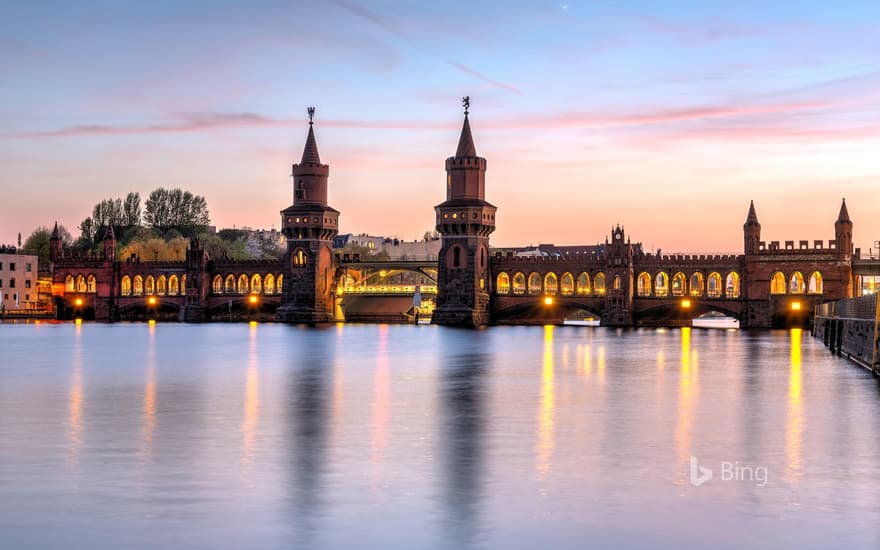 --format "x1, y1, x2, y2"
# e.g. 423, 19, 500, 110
2, 1, 879, 252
